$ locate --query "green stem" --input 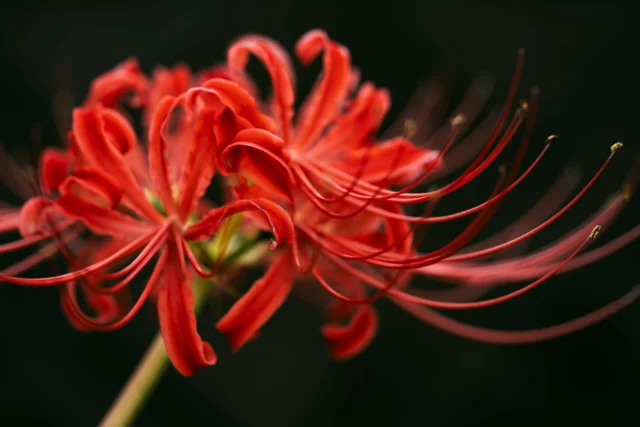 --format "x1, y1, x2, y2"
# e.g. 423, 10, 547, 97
99, 279, 209, 427
98, 331, 169, 427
